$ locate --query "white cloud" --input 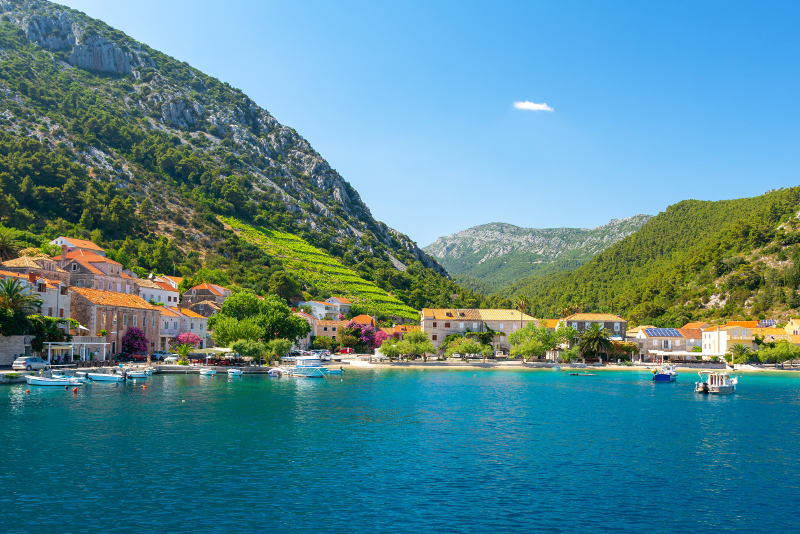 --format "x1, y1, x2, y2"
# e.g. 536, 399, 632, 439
513, 101, 554, 112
